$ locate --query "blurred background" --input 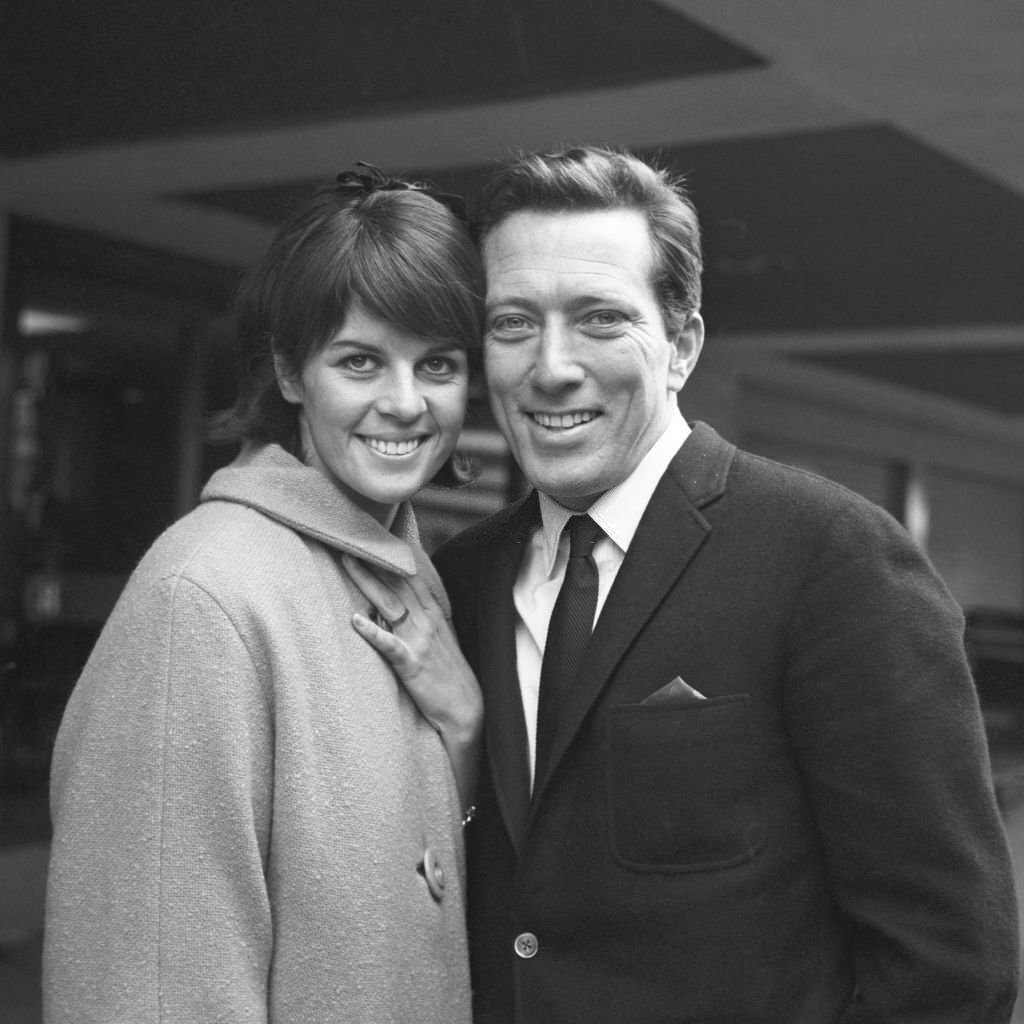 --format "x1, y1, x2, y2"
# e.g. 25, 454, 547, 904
1, 1, 1022, 1018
